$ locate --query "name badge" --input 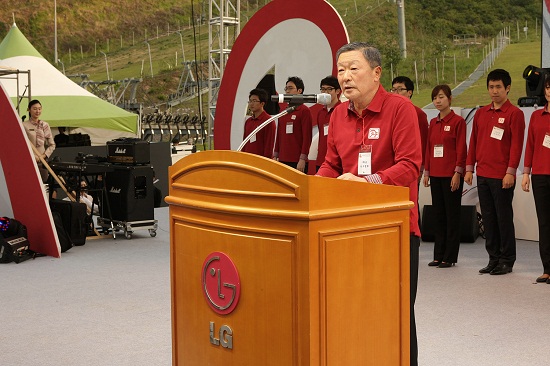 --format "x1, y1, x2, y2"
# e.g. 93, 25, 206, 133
286, 122, 293, 134
434, 144, 444, 158
323, 123, 329, 136
250, 134, 256, 143
543, 133, 550, 149
490, 126, 504, 140
358, 145, 372, 176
